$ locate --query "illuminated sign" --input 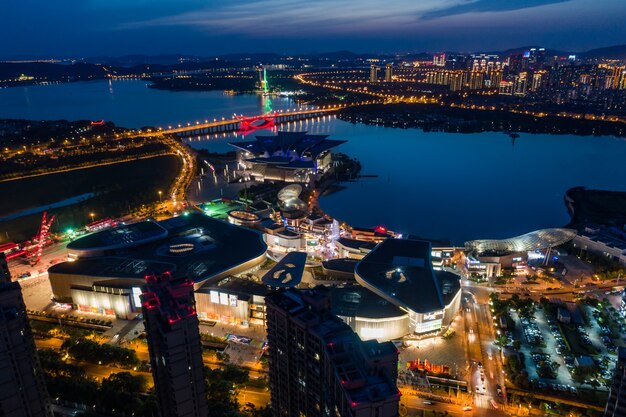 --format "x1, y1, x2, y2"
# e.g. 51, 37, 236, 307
210, 290, 220, 304
422, 311, 444, 321
219, 292, 229, 306
132, 287, 142, 308
229, 294, 238, 307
